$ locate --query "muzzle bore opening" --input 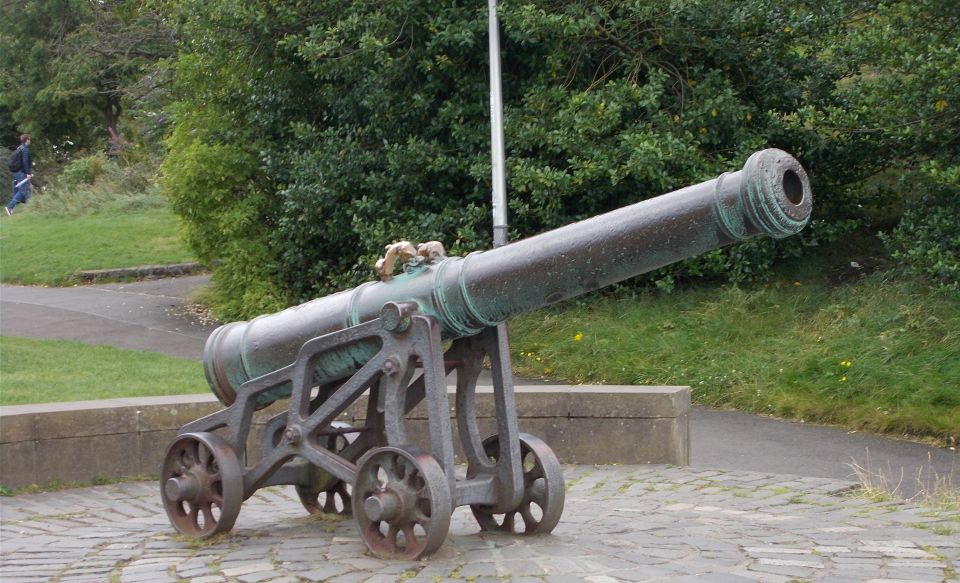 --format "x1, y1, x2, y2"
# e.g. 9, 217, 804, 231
782, 169, 804, 205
